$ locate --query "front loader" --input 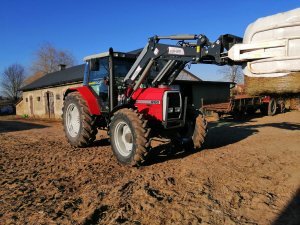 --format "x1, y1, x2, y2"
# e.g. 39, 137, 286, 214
62, 34, 242, 166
